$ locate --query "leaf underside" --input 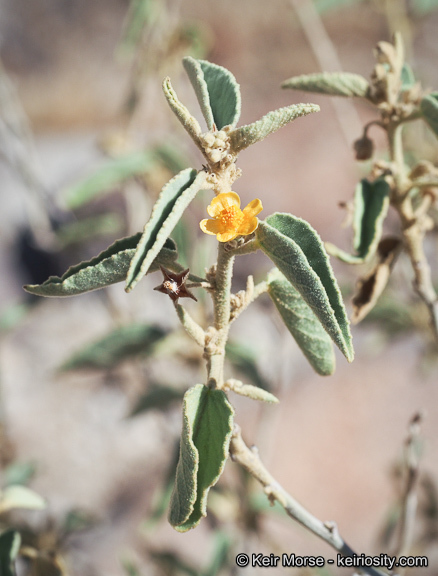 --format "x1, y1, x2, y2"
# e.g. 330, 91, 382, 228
282, 72, 369, 98
421, 92, 438, 138
327, 178, 390, 264
169, 384, 234, 532
126, 168, 208, 292
256, 213, 353, 362
183, 57, 241, 130
24, 234, 177, 297
351, 237, 402, 324
267, 268, 335, 375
